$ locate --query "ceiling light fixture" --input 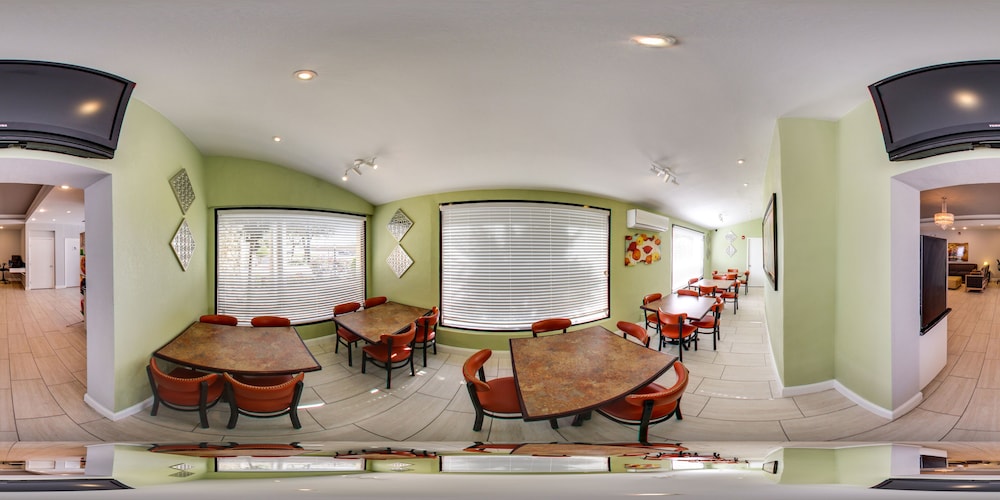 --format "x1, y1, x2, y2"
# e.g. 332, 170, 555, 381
934, 197, 955, 229
342, 157, 378, 182
60, 184, 71, 189
649, 162, 679, 185
293, 69, 317, 81
272, 136, 282, 142
631, 34, 678, 48
737, 159, 745, 165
